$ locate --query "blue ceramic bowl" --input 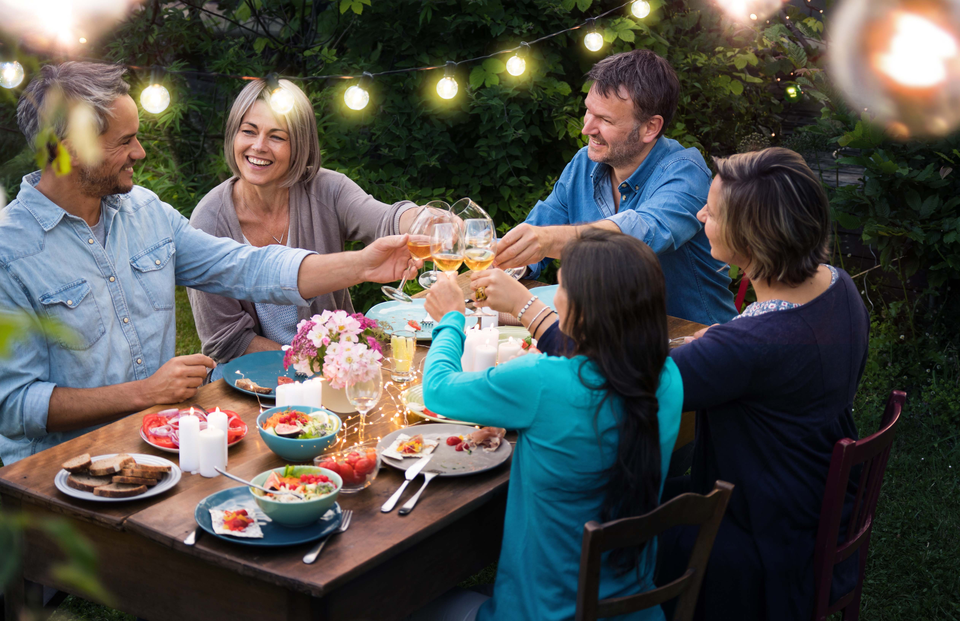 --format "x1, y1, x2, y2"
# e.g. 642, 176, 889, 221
250, 465, 342, 527
257, 405, 341, 462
